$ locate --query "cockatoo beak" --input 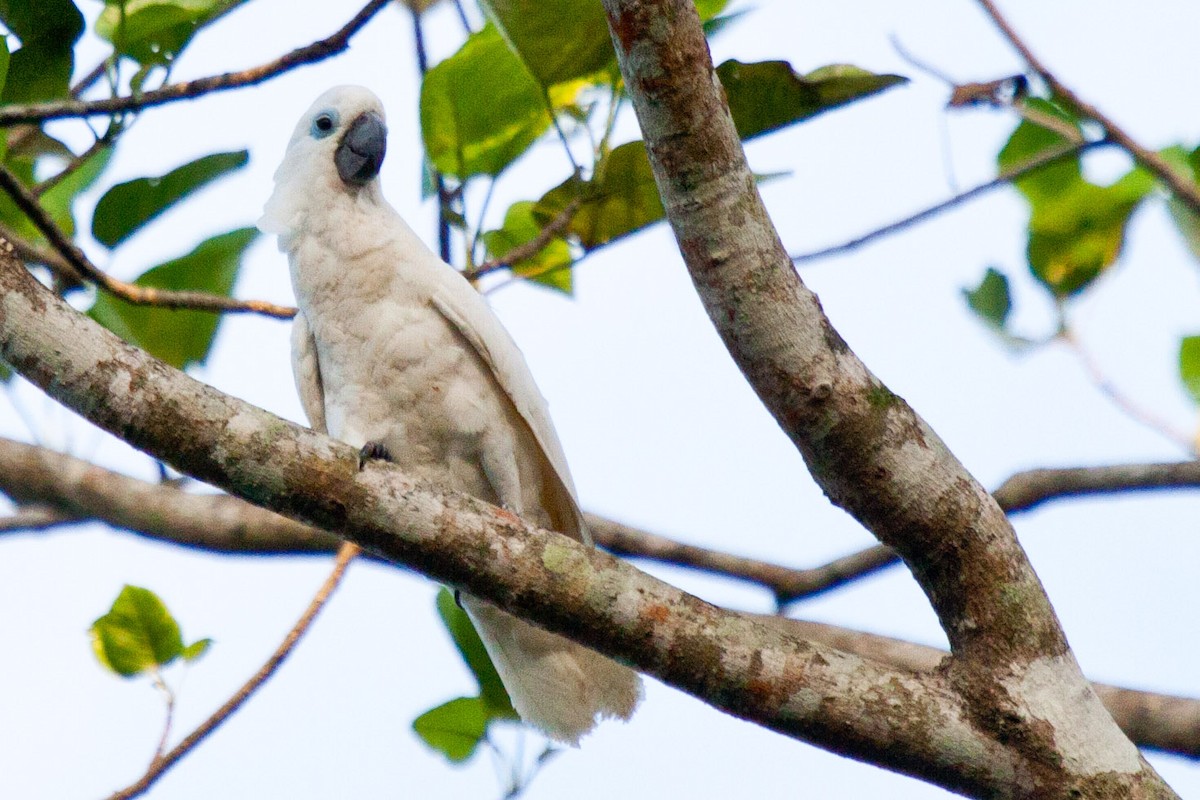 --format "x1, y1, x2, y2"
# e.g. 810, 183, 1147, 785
335, 111, 387, 186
